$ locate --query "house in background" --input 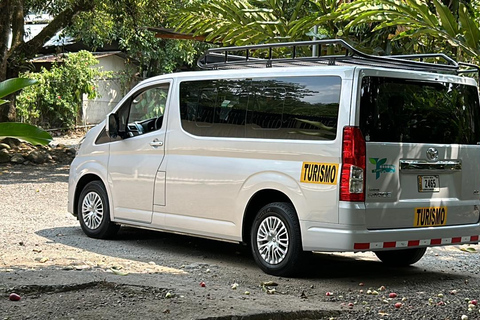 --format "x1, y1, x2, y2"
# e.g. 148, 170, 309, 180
24, 14, 138, 126
30, 51, 136, 125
